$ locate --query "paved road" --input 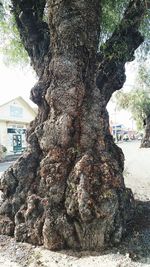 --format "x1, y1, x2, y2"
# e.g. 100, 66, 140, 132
118, 140, 150, 200
0, 161, 14, 177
